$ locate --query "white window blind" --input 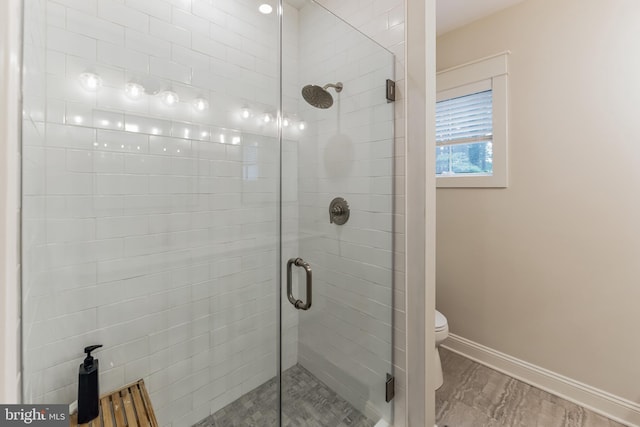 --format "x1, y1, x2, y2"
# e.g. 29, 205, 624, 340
436, 90, 493, 146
